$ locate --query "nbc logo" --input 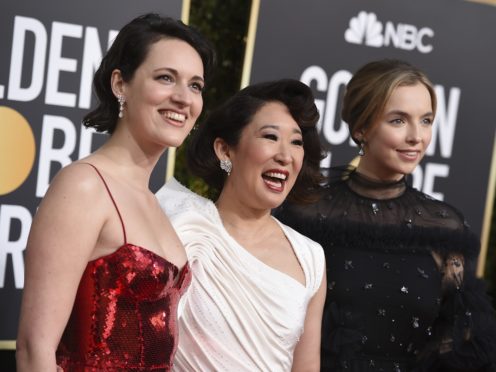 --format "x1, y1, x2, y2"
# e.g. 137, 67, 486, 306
344, 11, 434, 54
